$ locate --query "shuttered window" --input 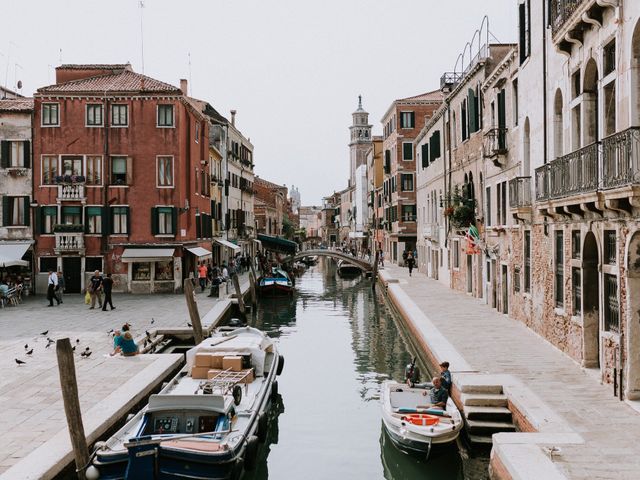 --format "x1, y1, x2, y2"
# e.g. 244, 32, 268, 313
112, 207, 129, 235
1, 196, 29, 227
402, 142, 413, 161
421, 144, 429, 169
151, 207, 176, 235
554, 231, 564, 307
85, 206, 102, 234
430, 131, 441, 160
0, 140, 30, 168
